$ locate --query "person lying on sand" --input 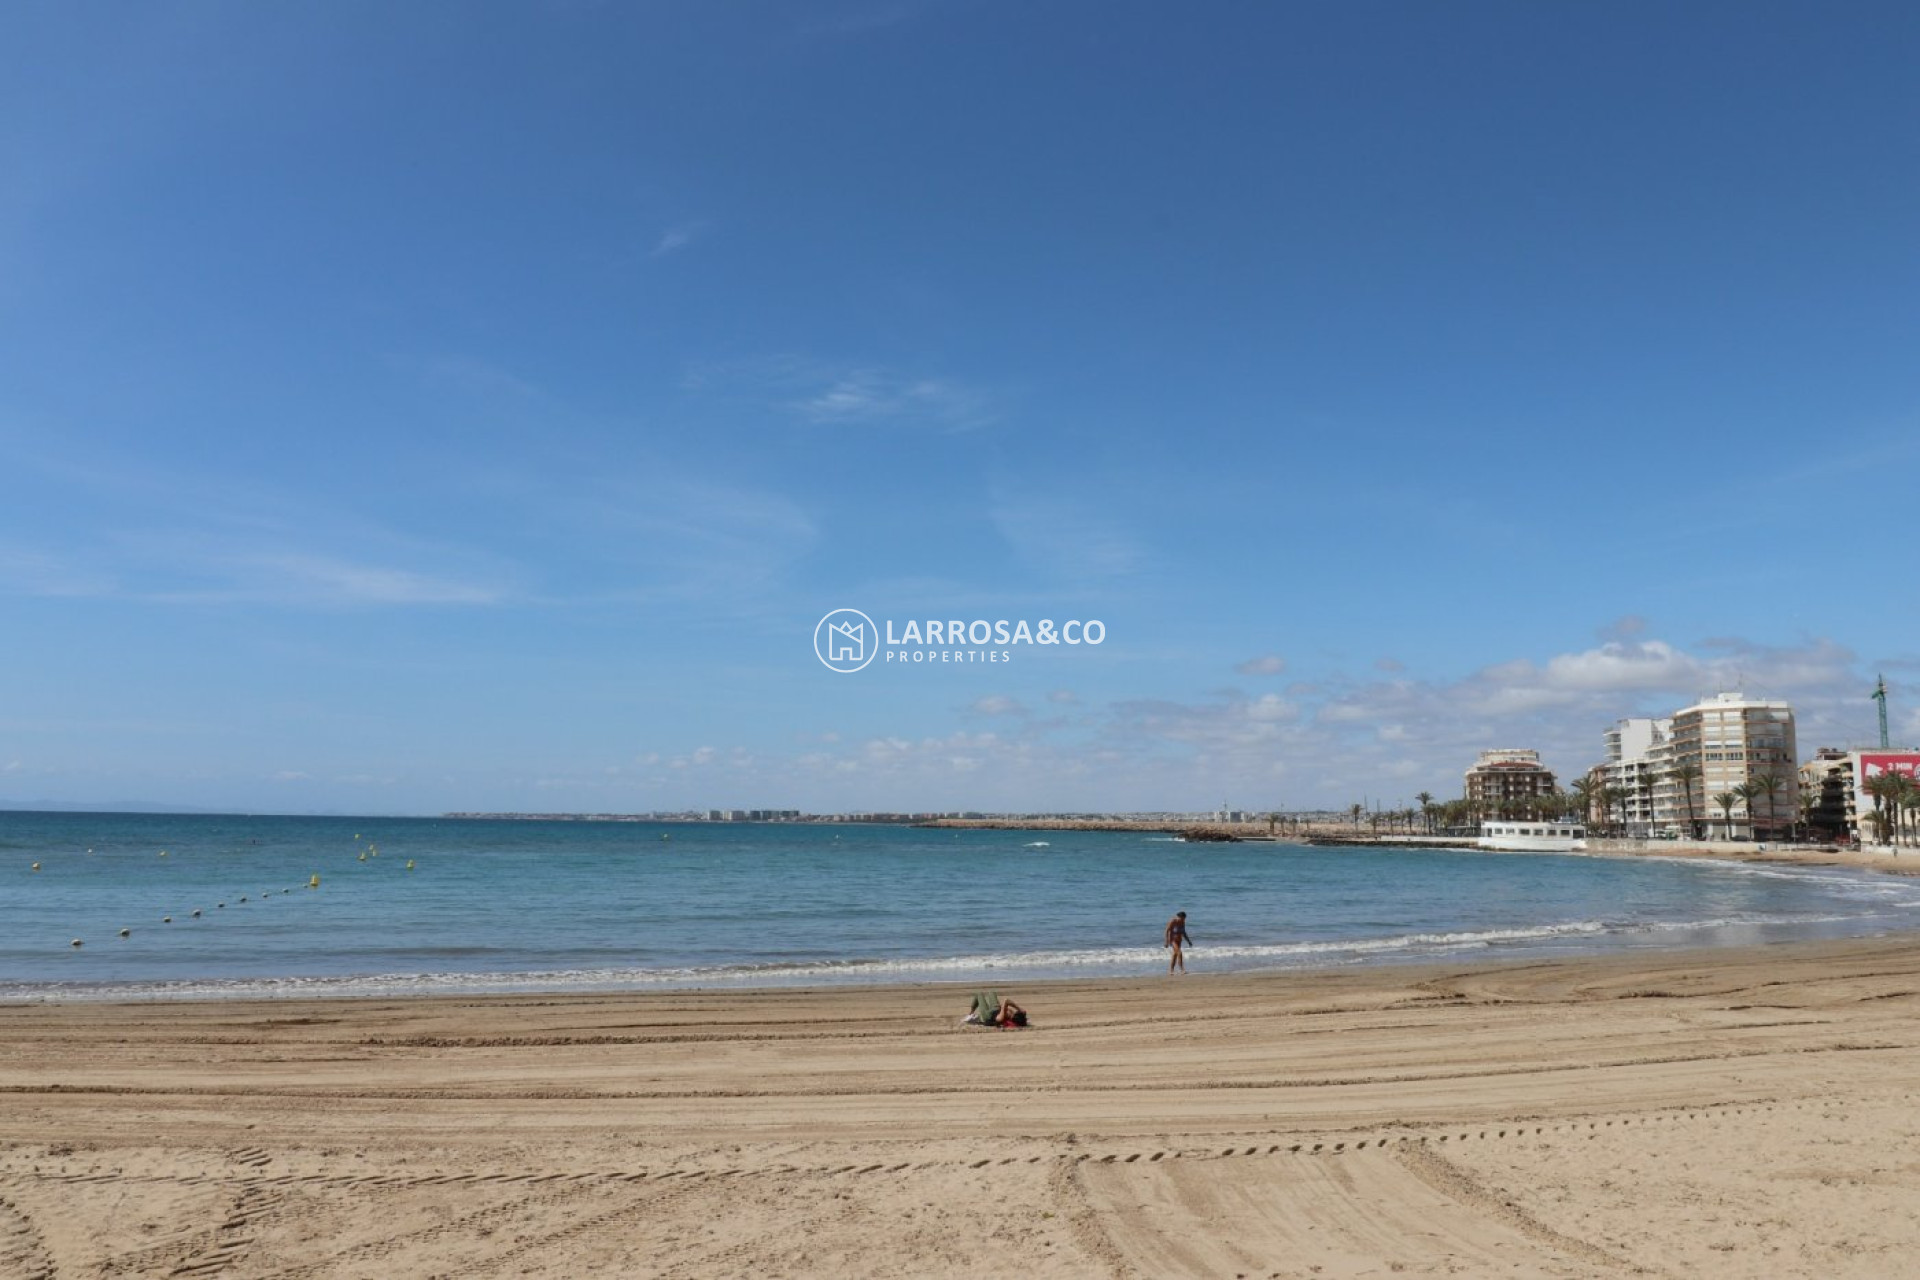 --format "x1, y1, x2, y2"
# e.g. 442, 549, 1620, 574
963, 991, 1028, 1027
